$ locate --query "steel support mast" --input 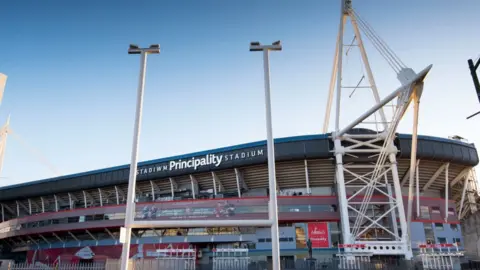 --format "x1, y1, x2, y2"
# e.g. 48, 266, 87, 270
323, 0, 432, 260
